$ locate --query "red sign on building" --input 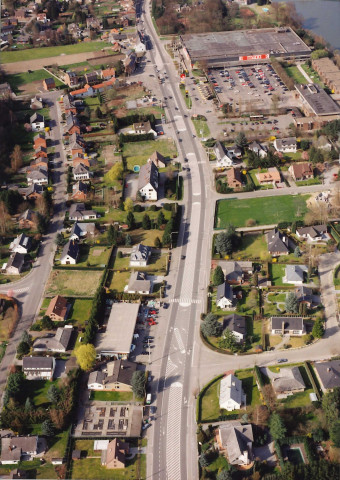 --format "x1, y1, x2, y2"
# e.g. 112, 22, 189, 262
239, 54, 269, 61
